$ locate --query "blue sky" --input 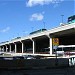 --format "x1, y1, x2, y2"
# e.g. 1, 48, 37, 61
0, 0, 75, 42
